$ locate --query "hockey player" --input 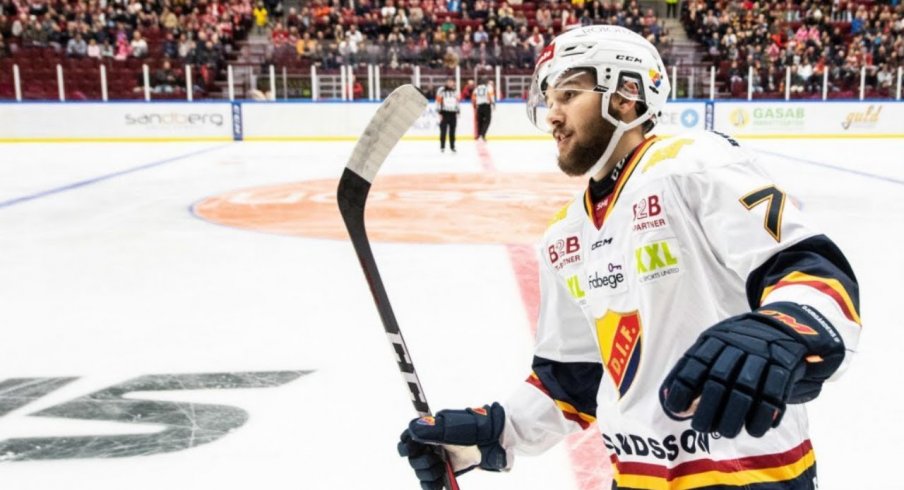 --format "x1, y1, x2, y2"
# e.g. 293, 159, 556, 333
398, 25, 860, 490
436, 78, 460, 153
472, 78, 495, 141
